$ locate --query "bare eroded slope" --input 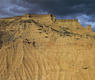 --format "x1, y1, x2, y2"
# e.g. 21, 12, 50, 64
0, 14, 95, 80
